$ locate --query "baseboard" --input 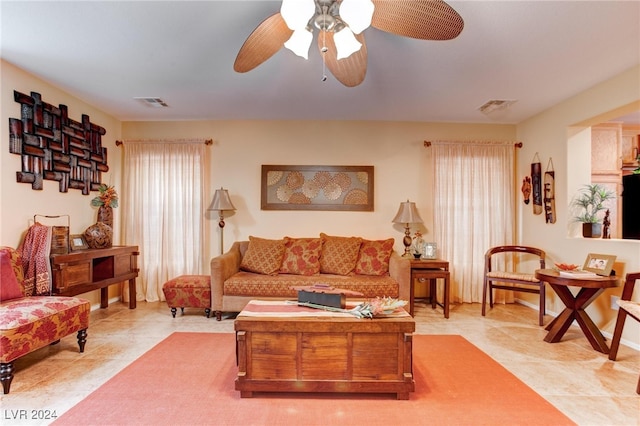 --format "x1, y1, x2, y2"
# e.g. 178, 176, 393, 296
89, 296, 122, 312
515, 297, 640, 352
